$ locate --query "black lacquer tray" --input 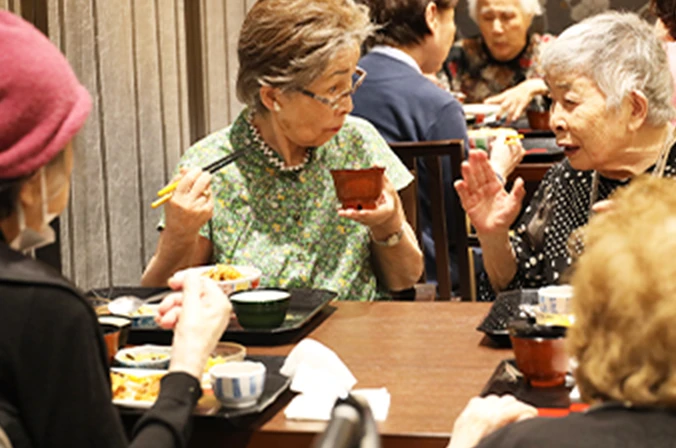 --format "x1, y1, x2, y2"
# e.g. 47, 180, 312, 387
87, 287, 337, 346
